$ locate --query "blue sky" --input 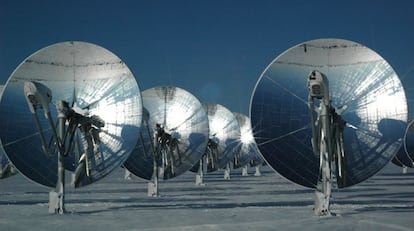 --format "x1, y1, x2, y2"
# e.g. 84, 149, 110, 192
1, 0, 414, 115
